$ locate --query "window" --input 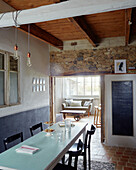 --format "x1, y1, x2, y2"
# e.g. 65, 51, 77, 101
0, 53, 5, 105
0, 50, 20, 107
64, 76, 100, 97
